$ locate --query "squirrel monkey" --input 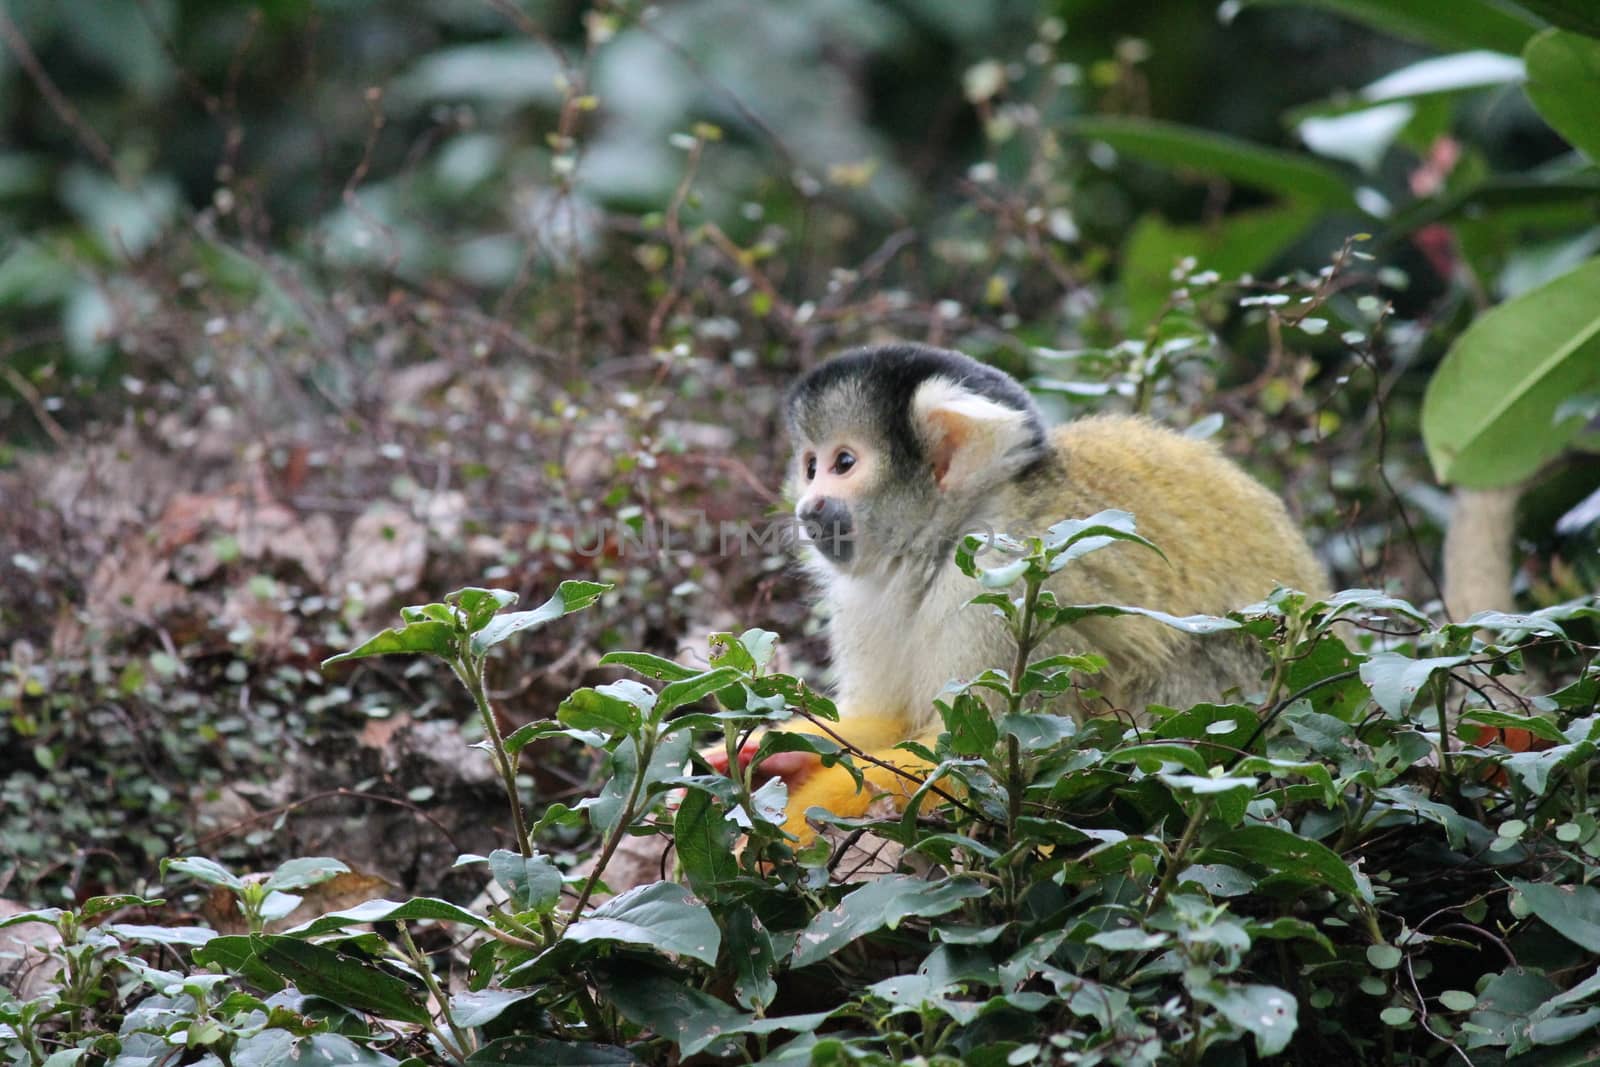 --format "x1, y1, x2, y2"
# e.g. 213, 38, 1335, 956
713, 343, 1327, 839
